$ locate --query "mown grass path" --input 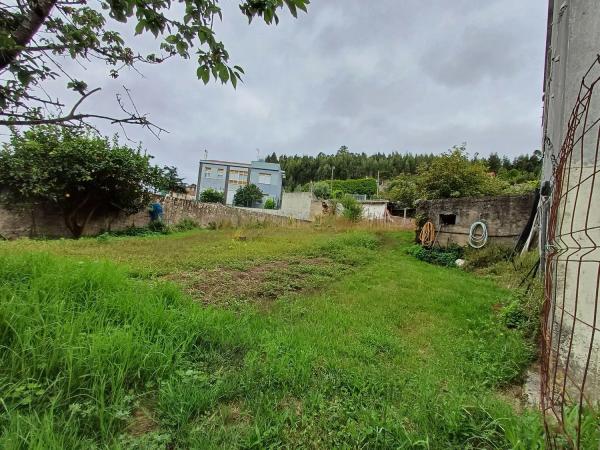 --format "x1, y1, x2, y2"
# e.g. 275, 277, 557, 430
0, 230, 544, 449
